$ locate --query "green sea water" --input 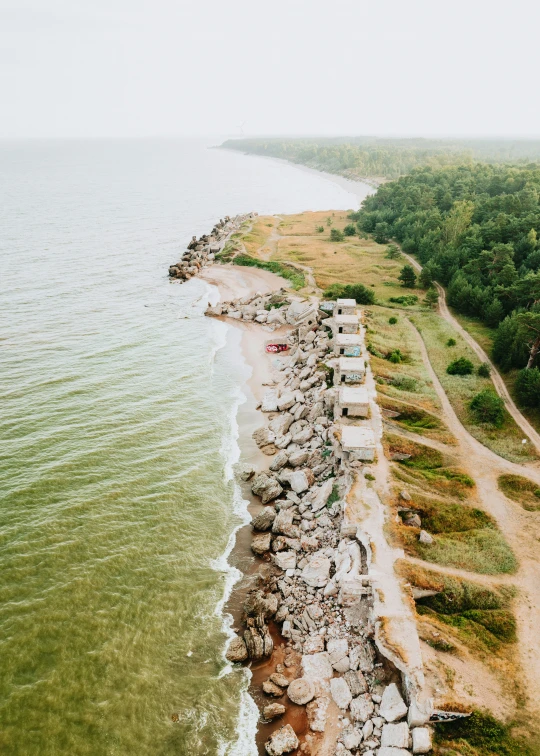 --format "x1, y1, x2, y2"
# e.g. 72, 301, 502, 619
0, 138, 369, 755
